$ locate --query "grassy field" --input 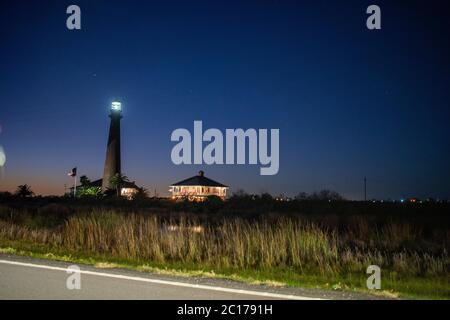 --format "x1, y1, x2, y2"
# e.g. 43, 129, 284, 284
0, 202, 448, 299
